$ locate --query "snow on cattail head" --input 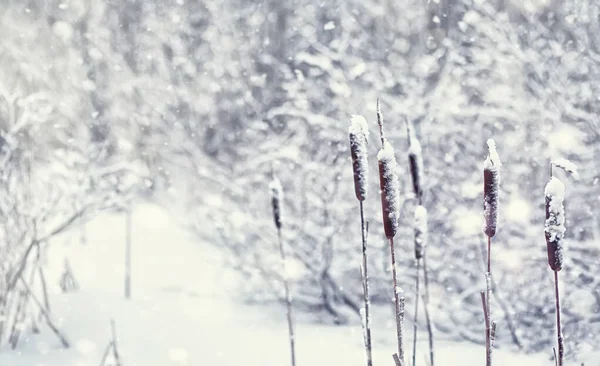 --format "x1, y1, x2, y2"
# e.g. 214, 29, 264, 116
414, 205, 428, 260
483, 138, 501, 238
269, 175, 283, 230
349, 115, 370, 201
378, 139, 401, 239
545, 177, 566, 271
406, 119, 423, 201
